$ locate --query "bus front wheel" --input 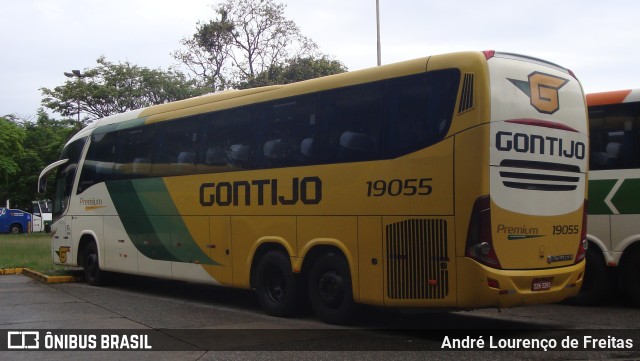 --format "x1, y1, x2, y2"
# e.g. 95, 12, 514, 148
83, 242, 105, 286
308, 252, 358, 325
254, 250, 299, 317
